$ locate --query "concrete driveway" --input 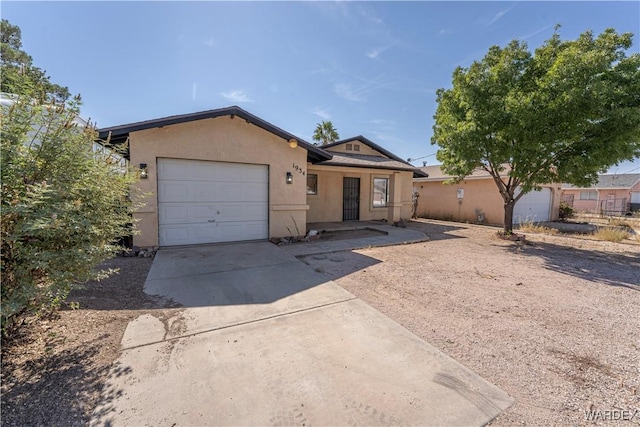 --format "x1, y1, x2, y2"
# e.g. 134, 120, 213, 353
91, 242, 512, 426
